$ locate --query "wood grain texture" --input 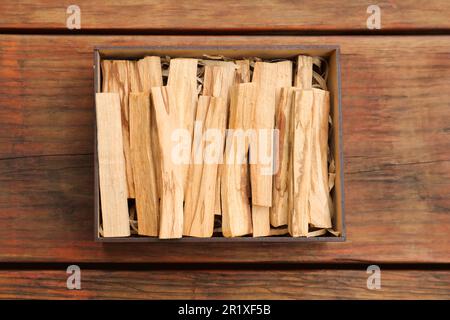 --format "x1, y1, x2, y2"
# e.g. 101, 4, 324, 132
151, 86, 184, 239
250, 61, 292, 237
0, 269, 448, 299
271, 87, 294, 227
95, 93, 130, 237
0, 35, 449, 263
183, 96, 226, 237
168, 58, 198, 194
222, 84, 255, 237
101, 60, 135, 198
1, 1, 450, 31
129, 93, 159, 236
